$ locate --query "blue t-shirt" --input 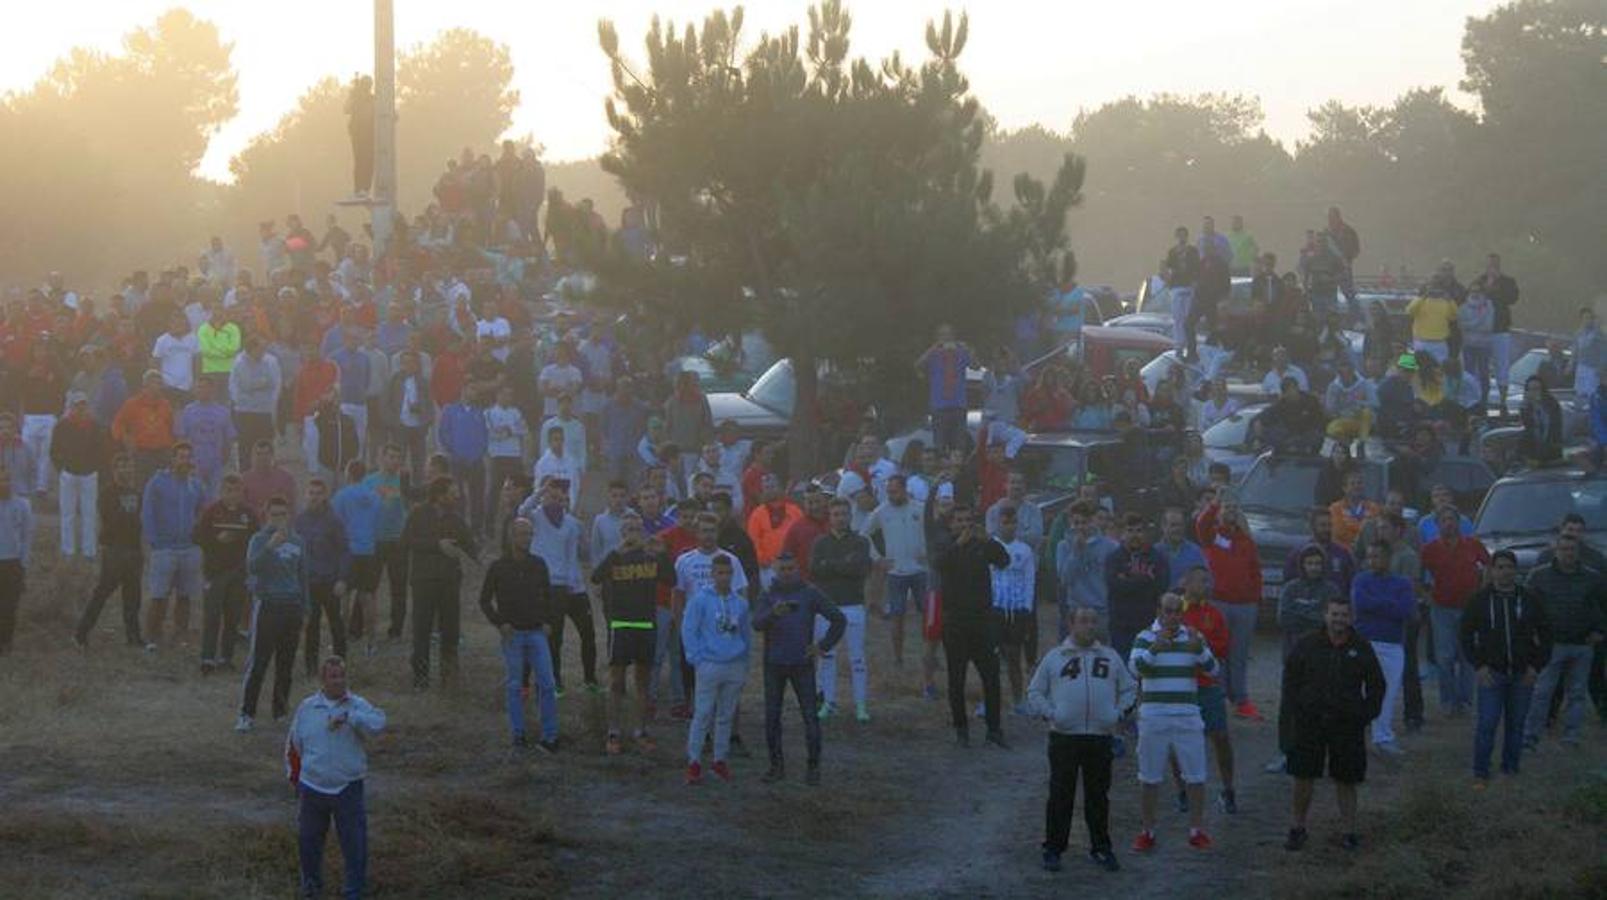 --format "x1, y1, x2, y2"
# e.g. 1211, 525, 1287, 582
926, 346, 971, 411
1050, 286, 1092, 335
